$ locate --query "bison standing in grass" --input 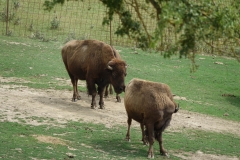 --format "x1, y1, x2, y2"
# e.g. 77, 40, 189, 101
124, 78, 179, 158
61, 40, 127, 109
